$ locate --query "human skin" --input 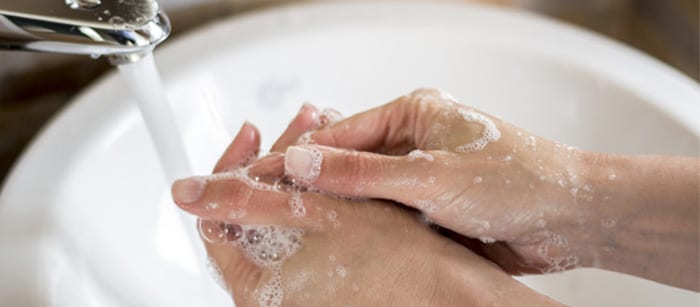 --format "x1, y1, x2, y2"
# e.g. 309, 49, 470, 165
172, 105, 563, 306
280, 88, 700, 291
